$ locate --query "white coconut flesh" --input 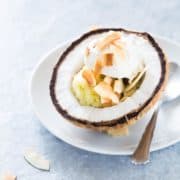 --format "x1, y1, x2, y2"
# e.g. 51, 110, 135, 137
54, 31, 162, 123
